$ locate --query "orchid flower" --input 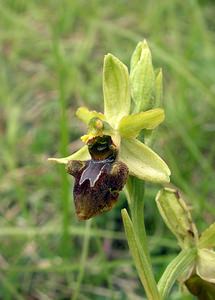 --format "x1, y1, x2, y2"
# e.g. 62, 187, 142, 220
49, 41, 171, 220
